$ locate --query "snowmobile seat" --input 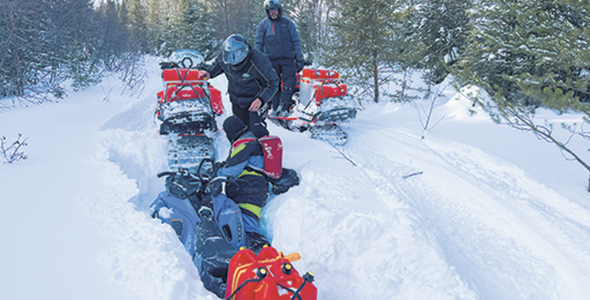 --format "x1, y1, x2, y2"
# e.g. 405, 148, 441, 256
314, 84, 347, 105
164, 85, 205, 102
162, 68, 207, 83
